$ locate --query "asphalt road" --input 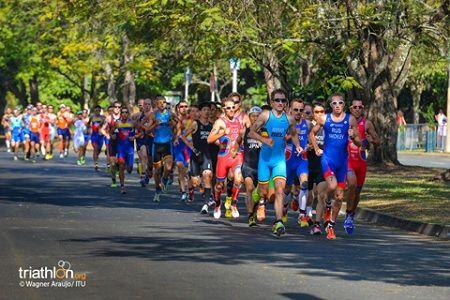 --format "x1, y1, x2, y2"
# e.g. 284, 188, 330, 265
398, 152, 450, 168
0, 150, 449, 300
